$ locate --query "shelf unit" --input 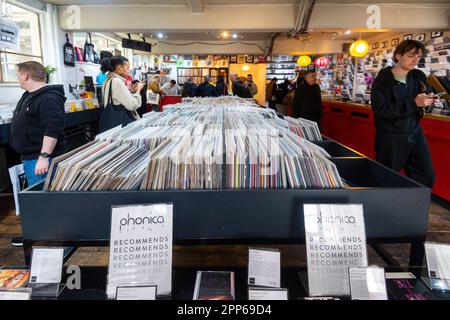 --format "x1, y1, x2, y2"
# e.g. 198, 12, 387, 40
265, 61, 299, 83
177, 67, 228, 85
